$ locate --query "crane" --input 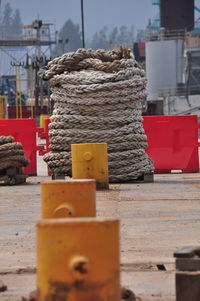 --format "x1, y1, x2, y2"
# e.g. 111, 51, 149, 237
150, 0, 160, 30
